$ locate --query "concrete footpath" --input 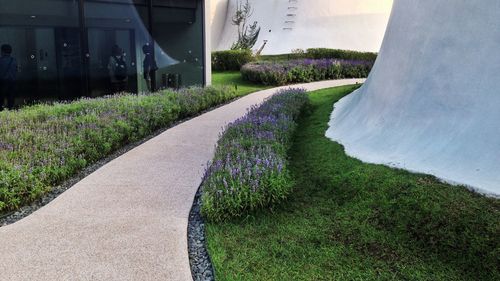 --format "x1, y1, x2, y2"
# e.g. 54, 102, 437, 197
0, 79, 363, 281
